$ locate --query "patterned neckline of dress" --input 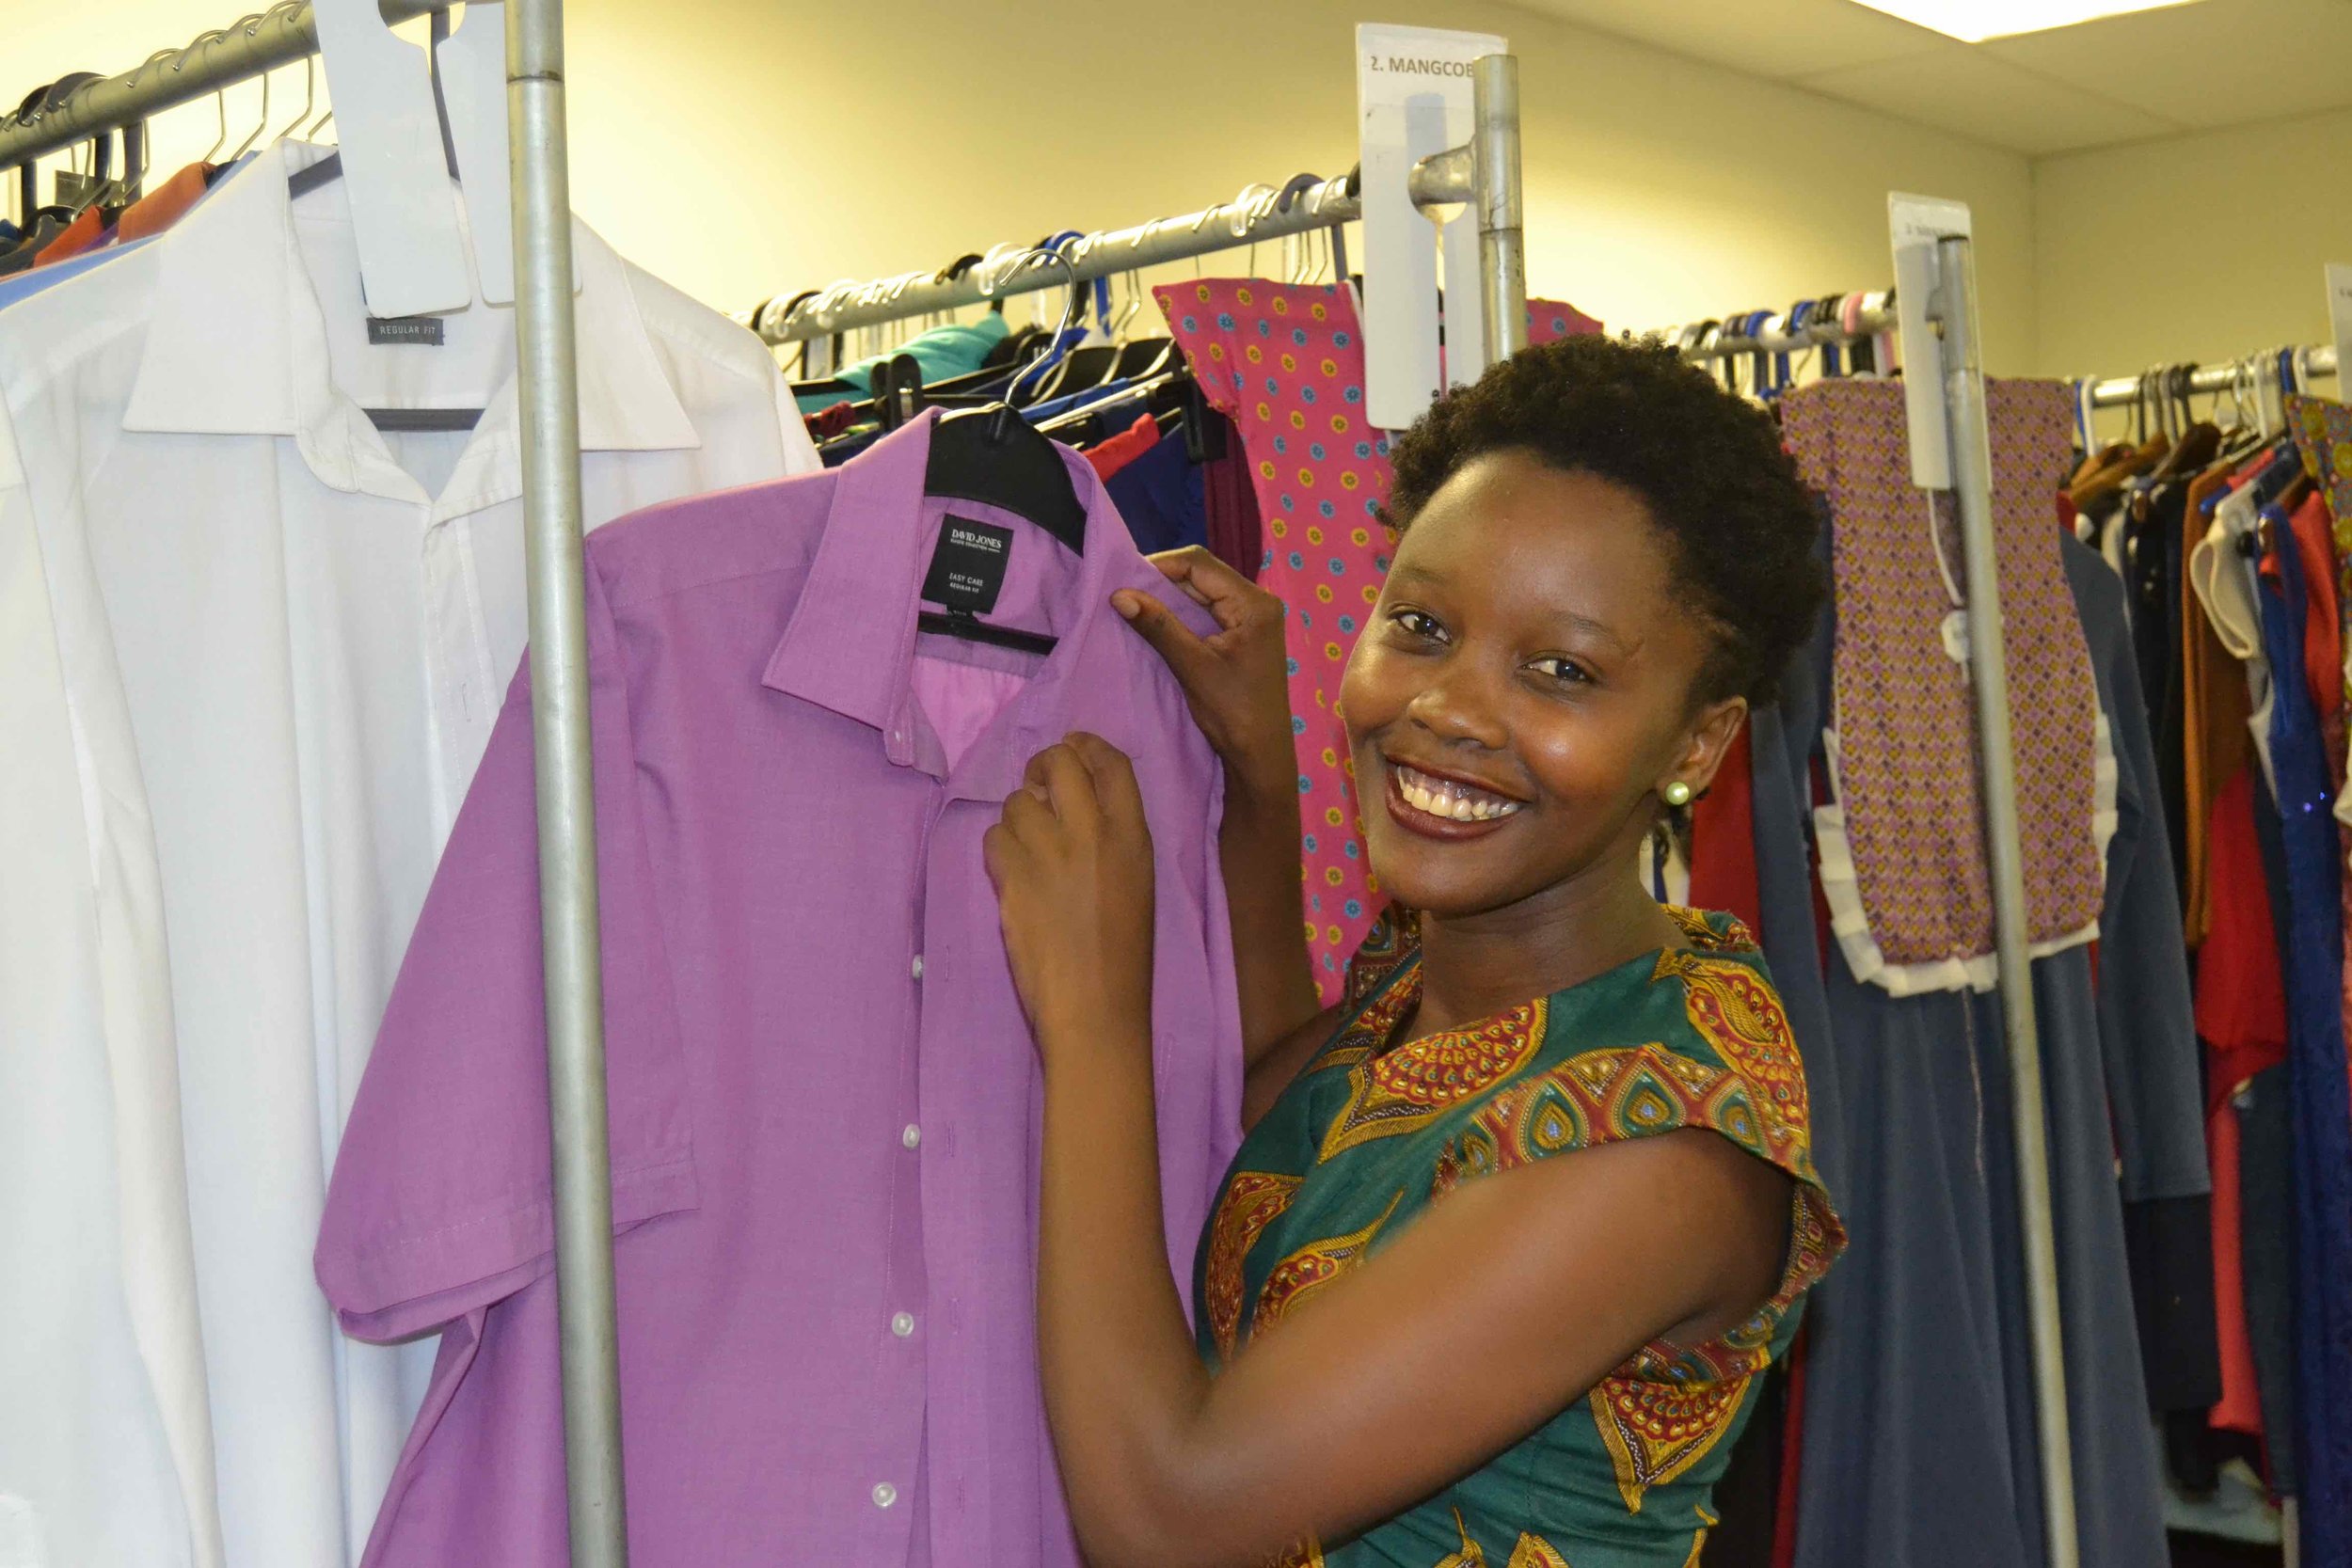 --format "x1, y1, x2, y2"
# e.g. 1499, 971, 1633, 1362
1356, 905, 1759, 1063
